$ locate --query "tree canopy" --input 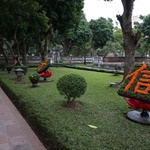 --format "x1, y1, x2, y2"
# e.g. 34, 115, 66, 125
134, 14, 150, 57
89, 17, 114, 49
0, 0, 84, 62
0, 0, 144, 80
